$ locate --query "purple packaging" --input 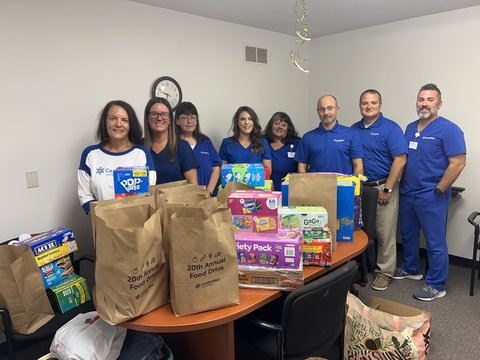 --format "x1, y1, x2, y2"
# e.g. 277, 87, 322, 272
234, 228, 303, 269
